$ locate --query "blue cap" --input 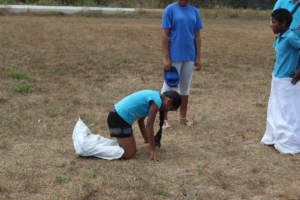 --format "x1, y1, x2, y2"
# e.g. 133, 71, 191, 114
164, 66, 180, 87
